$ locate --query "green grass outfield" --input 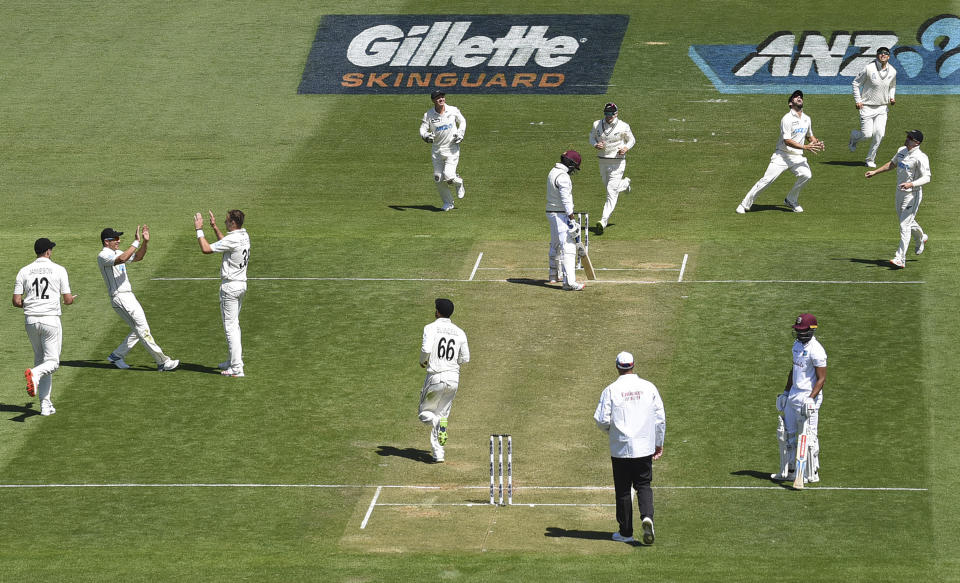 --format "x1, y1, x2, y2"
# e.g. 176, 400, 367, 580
1, 1, 958, 580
